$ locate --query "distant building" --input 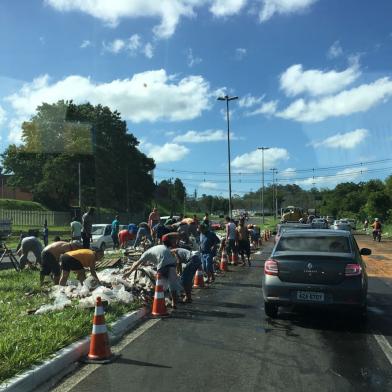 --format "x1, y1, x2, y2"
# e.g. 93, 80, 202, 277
0, 174, 33, 201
